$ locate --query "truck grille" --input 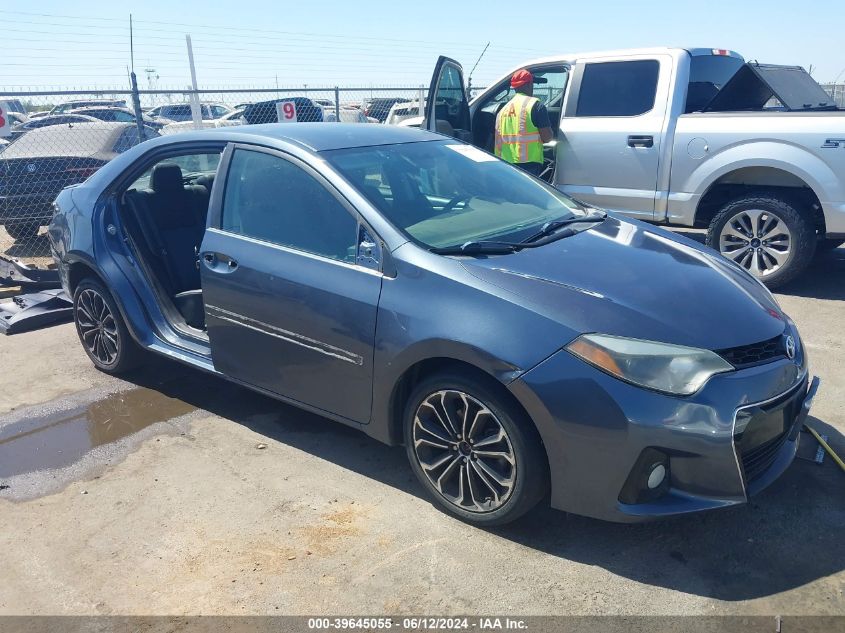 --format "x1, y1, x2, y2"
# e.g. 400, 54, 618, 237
717, 335, 785, 368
